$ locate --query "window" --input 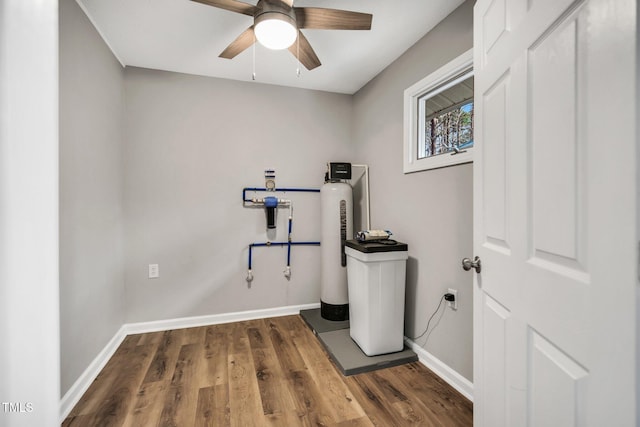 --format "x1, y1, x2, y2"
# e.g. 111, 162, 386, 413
404, 49, 474, 173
